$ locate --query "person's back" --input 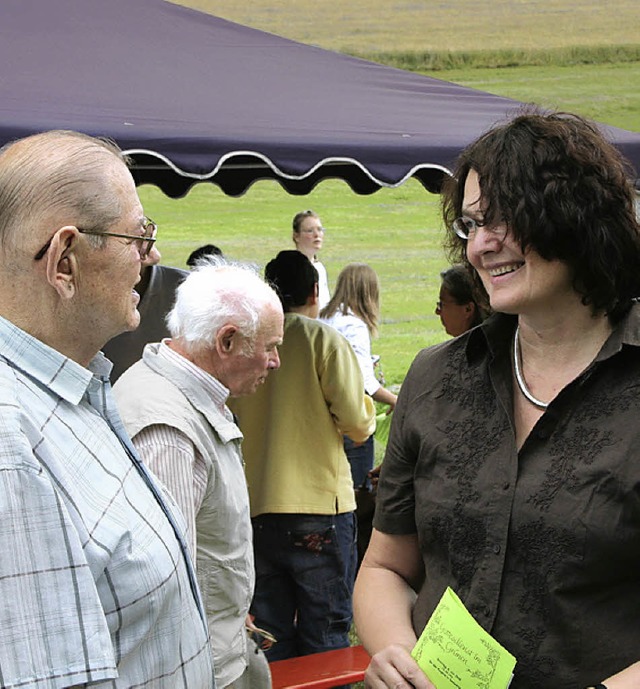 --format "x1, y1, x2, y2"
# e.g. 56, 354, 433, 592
319, 263, 397, 493
231, 250, 375, 661
235, 311, 373, 516
103, 262, 187, 381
